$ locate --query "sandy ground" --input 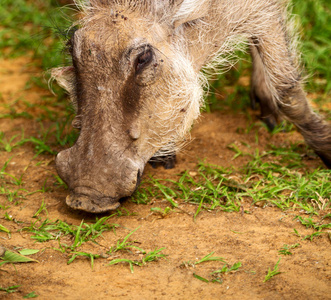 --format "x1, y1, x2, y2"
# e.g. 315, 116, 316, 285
0, 57, 330, 299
